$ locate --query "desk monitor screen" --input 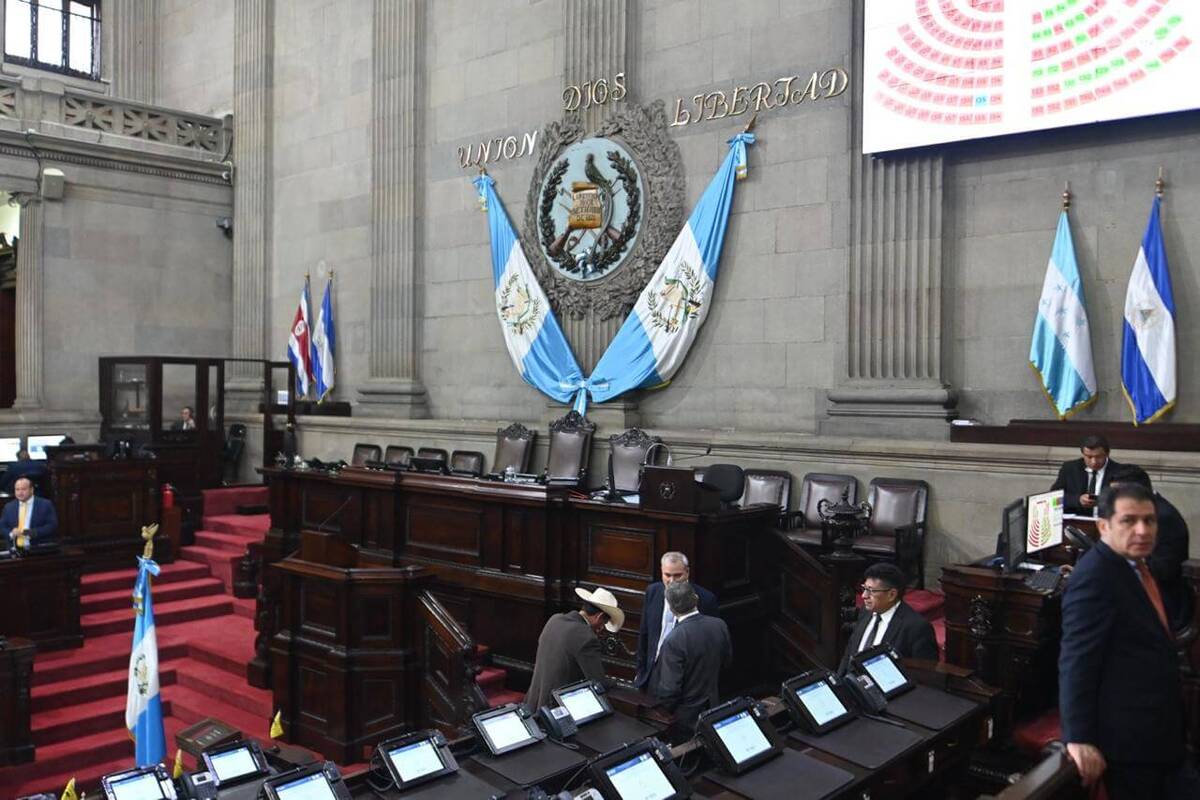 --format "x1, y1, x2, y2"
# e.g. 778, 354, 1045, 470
106, 771, 169, 800
604, 752, 677, 800
786, 672, 853, 733
204, 741, 266, 785
271, 771, 339, 800
0, 437, 21, 462
474, 706, 538, 755
27, 435, 65, 460
1001, 497, 1027, 573
704, 704, 779, 774
385, 738, 445, 784
853, 647, 914, 699
1026, 489, 1065, 555
553, 680, 611, 726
